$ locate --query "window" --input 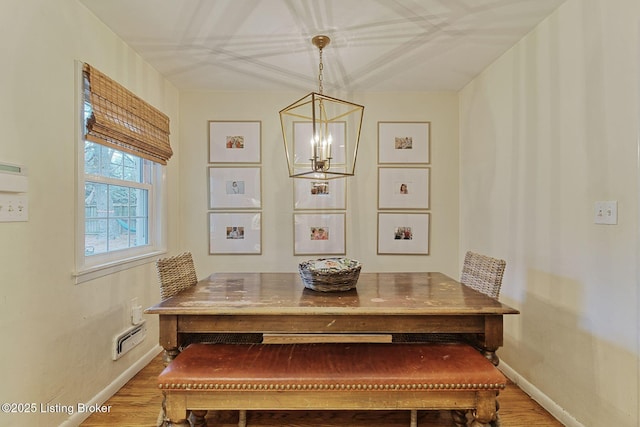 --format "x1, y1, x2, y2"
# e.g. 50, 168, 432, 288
83, 141, 152, 256
75, 63, 170, 283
